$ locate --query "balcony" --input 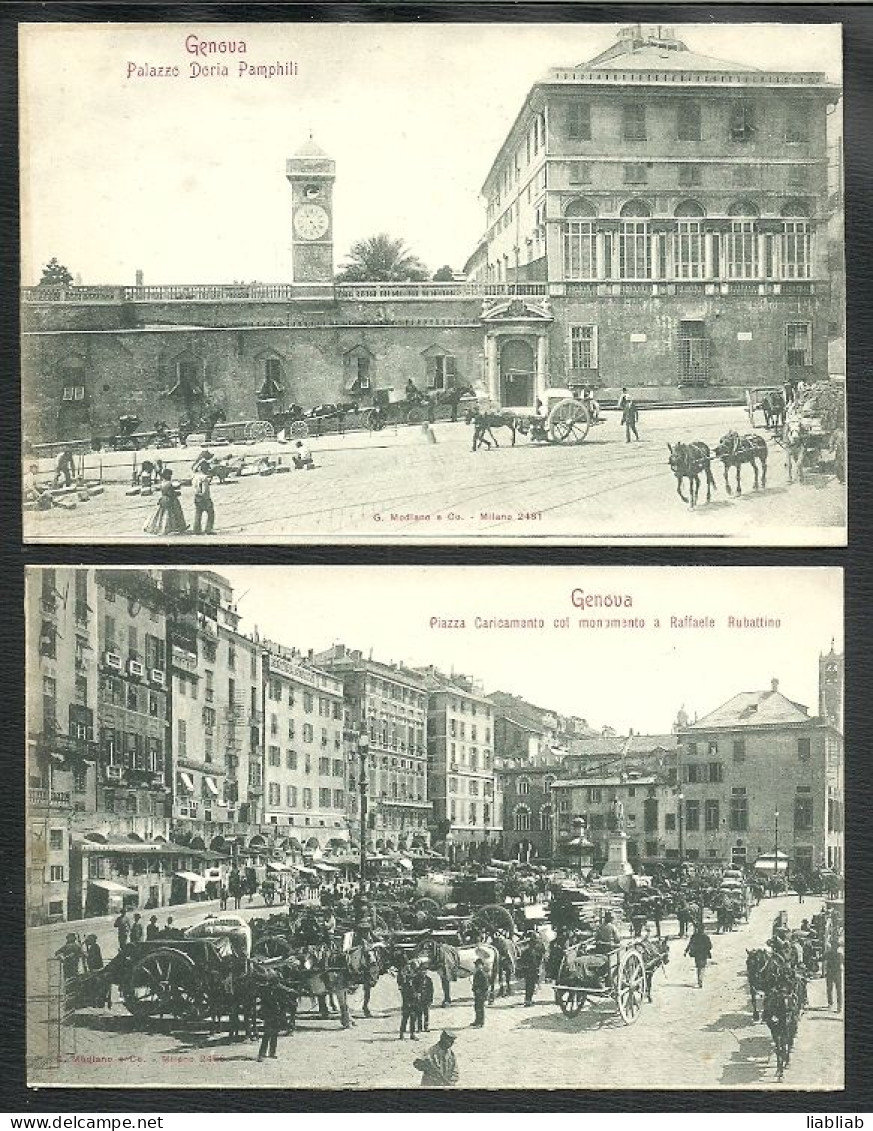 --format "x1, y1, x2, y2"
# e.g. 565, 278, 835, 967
29, 788, 71, 807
